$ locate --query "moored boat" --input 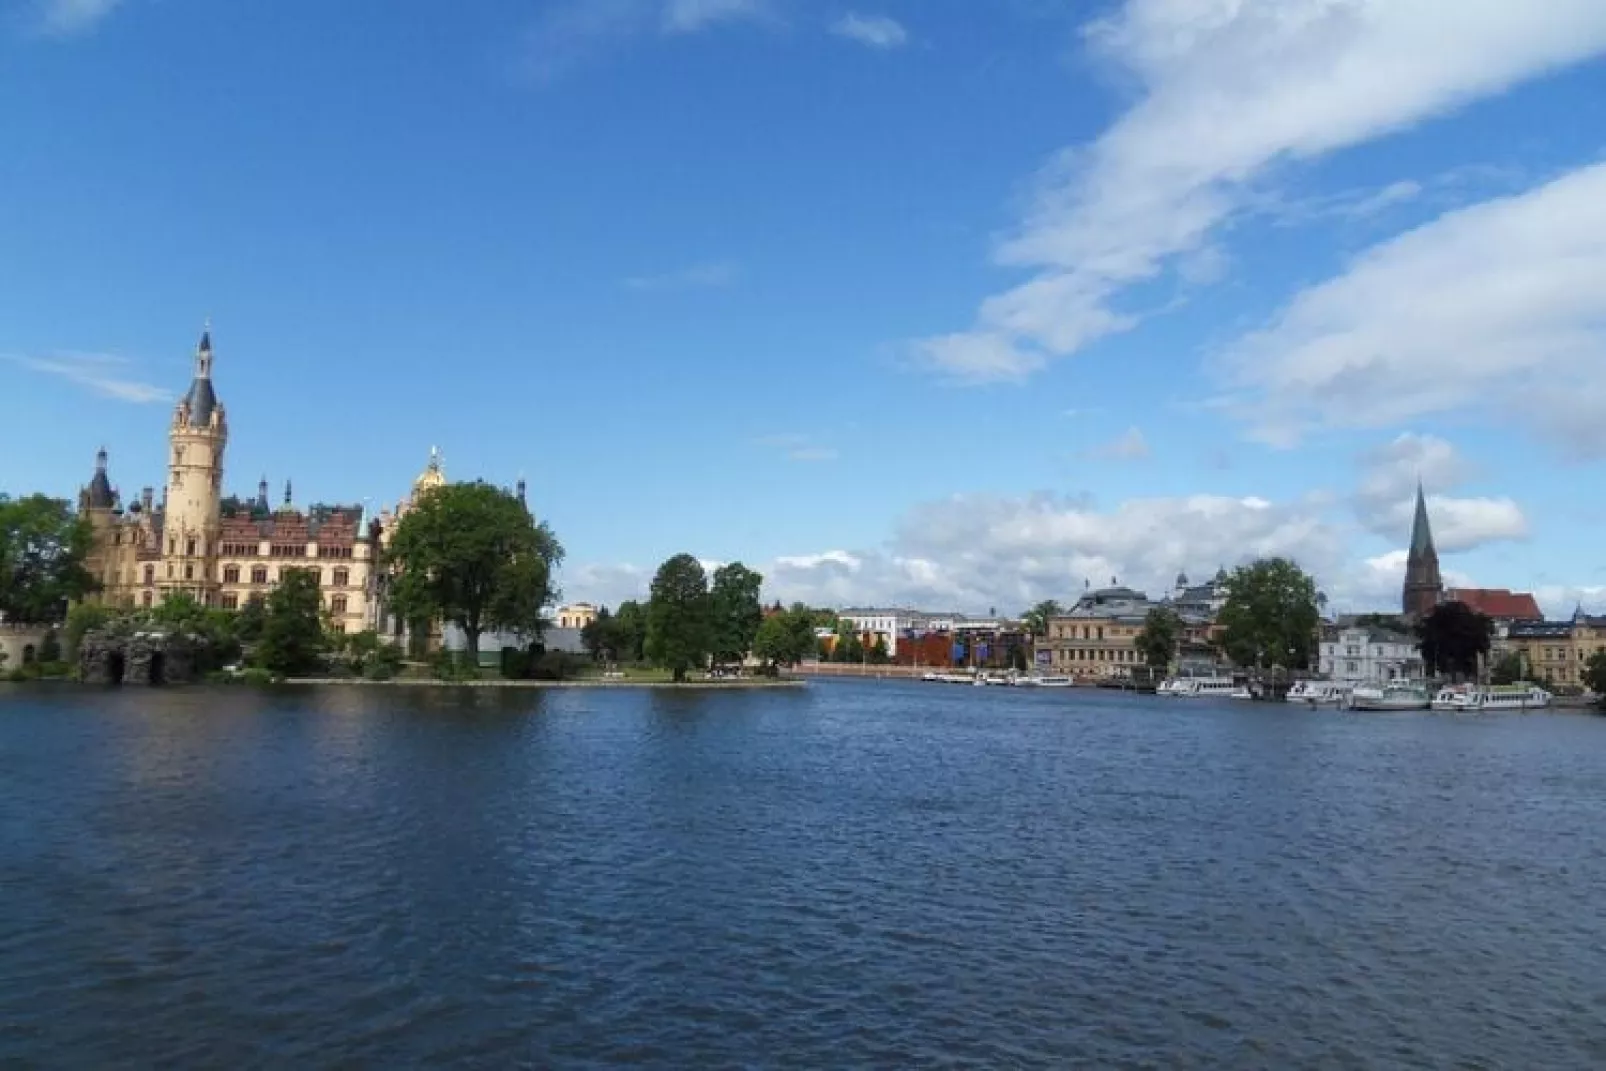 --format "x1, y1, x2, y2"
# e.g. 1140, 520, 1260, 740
1286, 680, 1352, 706
1432, 684, 1551, 713
1174, 677, 1240, 699
1349, 681, 1431, 711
